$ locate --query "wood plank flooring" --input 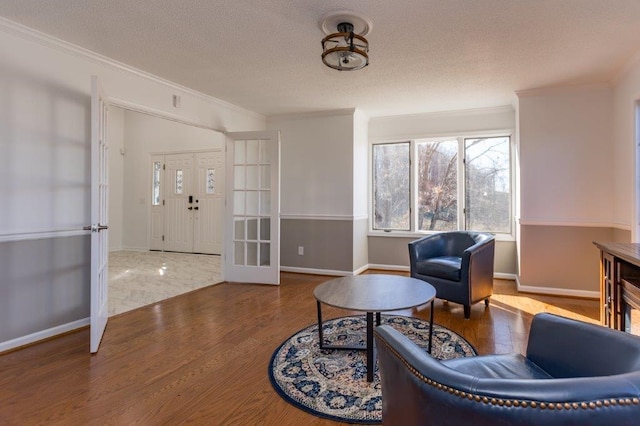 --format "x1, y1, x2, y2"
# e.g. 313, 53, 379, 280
0, 271, 598, 425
